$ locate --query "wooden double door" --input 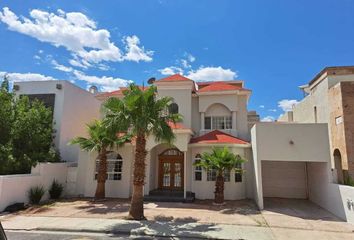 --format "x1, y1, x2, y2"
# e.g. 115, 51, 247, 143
158, 149, 184, 190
